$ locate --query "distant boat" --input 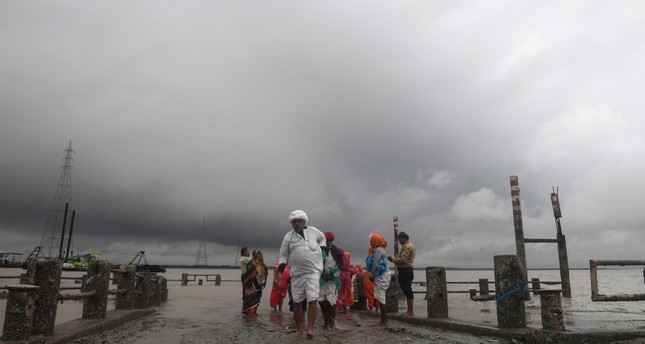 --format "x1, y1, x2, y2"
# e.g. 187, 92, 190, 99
0, 251, 23, 268
113, 251, 166, 273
